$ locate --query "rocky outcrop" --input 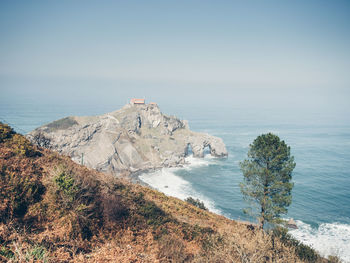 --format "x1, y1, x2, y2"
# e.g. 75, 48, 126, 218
27, 103, 228, 175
